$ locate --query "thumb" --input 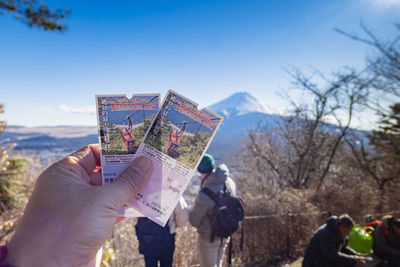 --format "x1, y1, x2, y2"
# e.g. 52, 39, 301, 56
104, 156, 153, 210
